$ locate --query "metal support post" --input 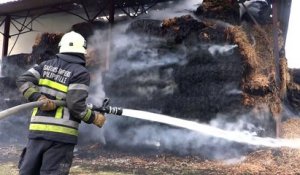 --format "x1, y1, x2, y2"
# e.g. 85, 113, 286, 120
2, 15, 11, 58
